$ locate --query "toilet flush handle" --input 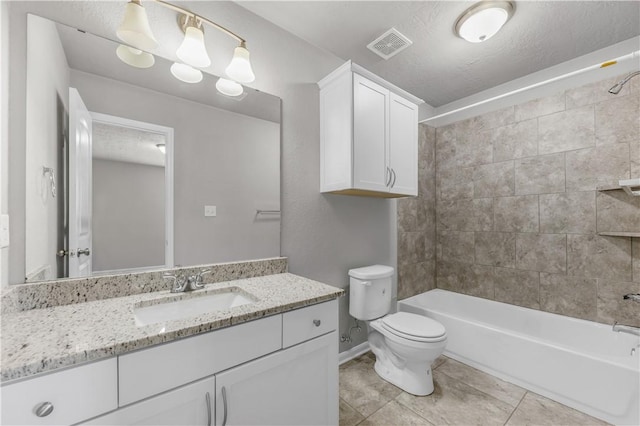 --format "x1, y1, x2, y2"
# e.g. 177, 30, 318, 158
361, 281, 372, 286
